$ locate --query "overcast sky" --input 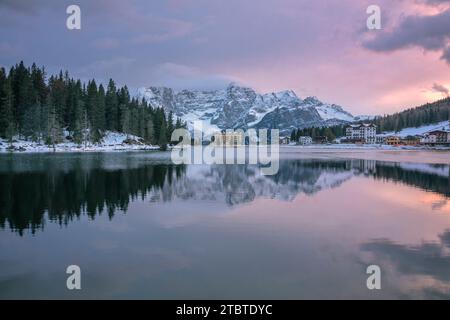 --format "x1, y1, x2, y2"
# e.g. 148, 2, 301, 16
1, 0, 450, 115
